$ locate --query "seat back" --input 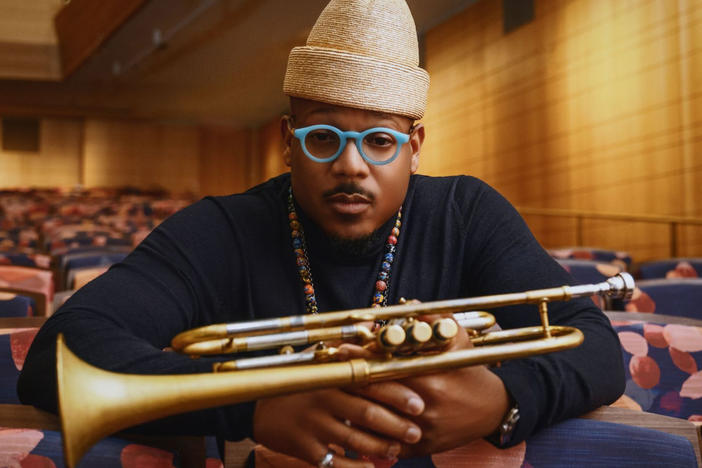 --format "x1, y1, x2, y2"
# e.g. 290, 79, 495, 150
0, 266, 53, 316
549, 247, 632, 270
624, 279, 702, 318
638, 258, 702, 279
607, 312, 702, 420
